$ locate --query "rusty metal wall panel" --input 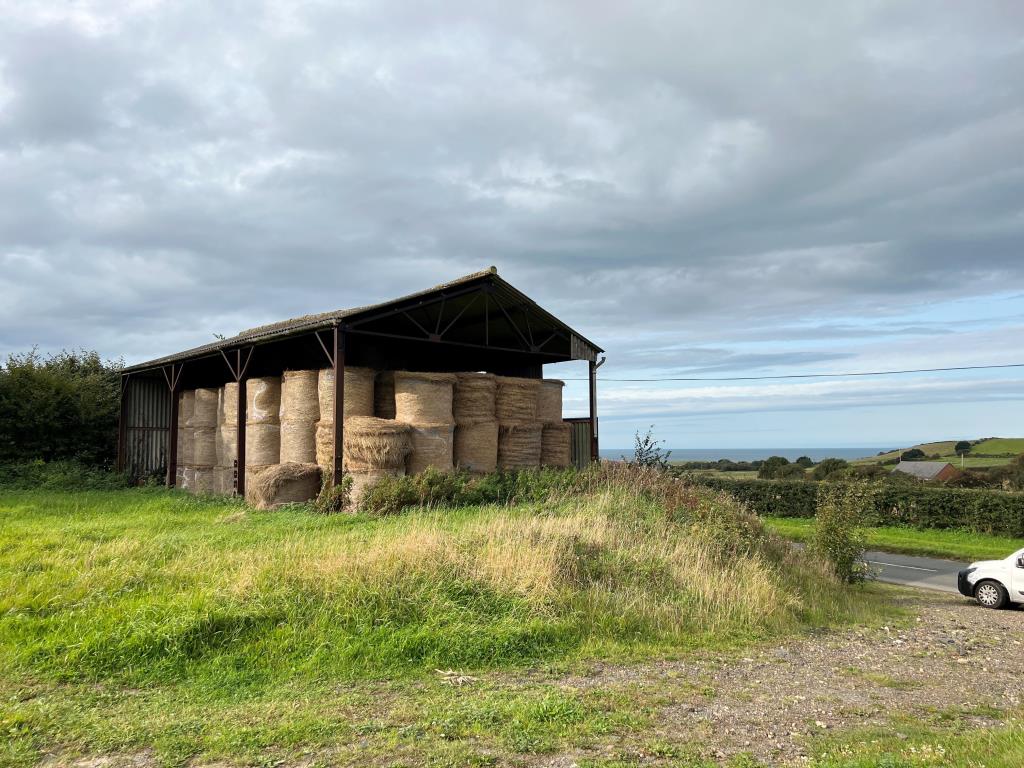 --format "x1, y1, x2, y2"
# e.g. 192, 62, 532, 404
123, 377, 169, 480
565, 418, 592, 469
